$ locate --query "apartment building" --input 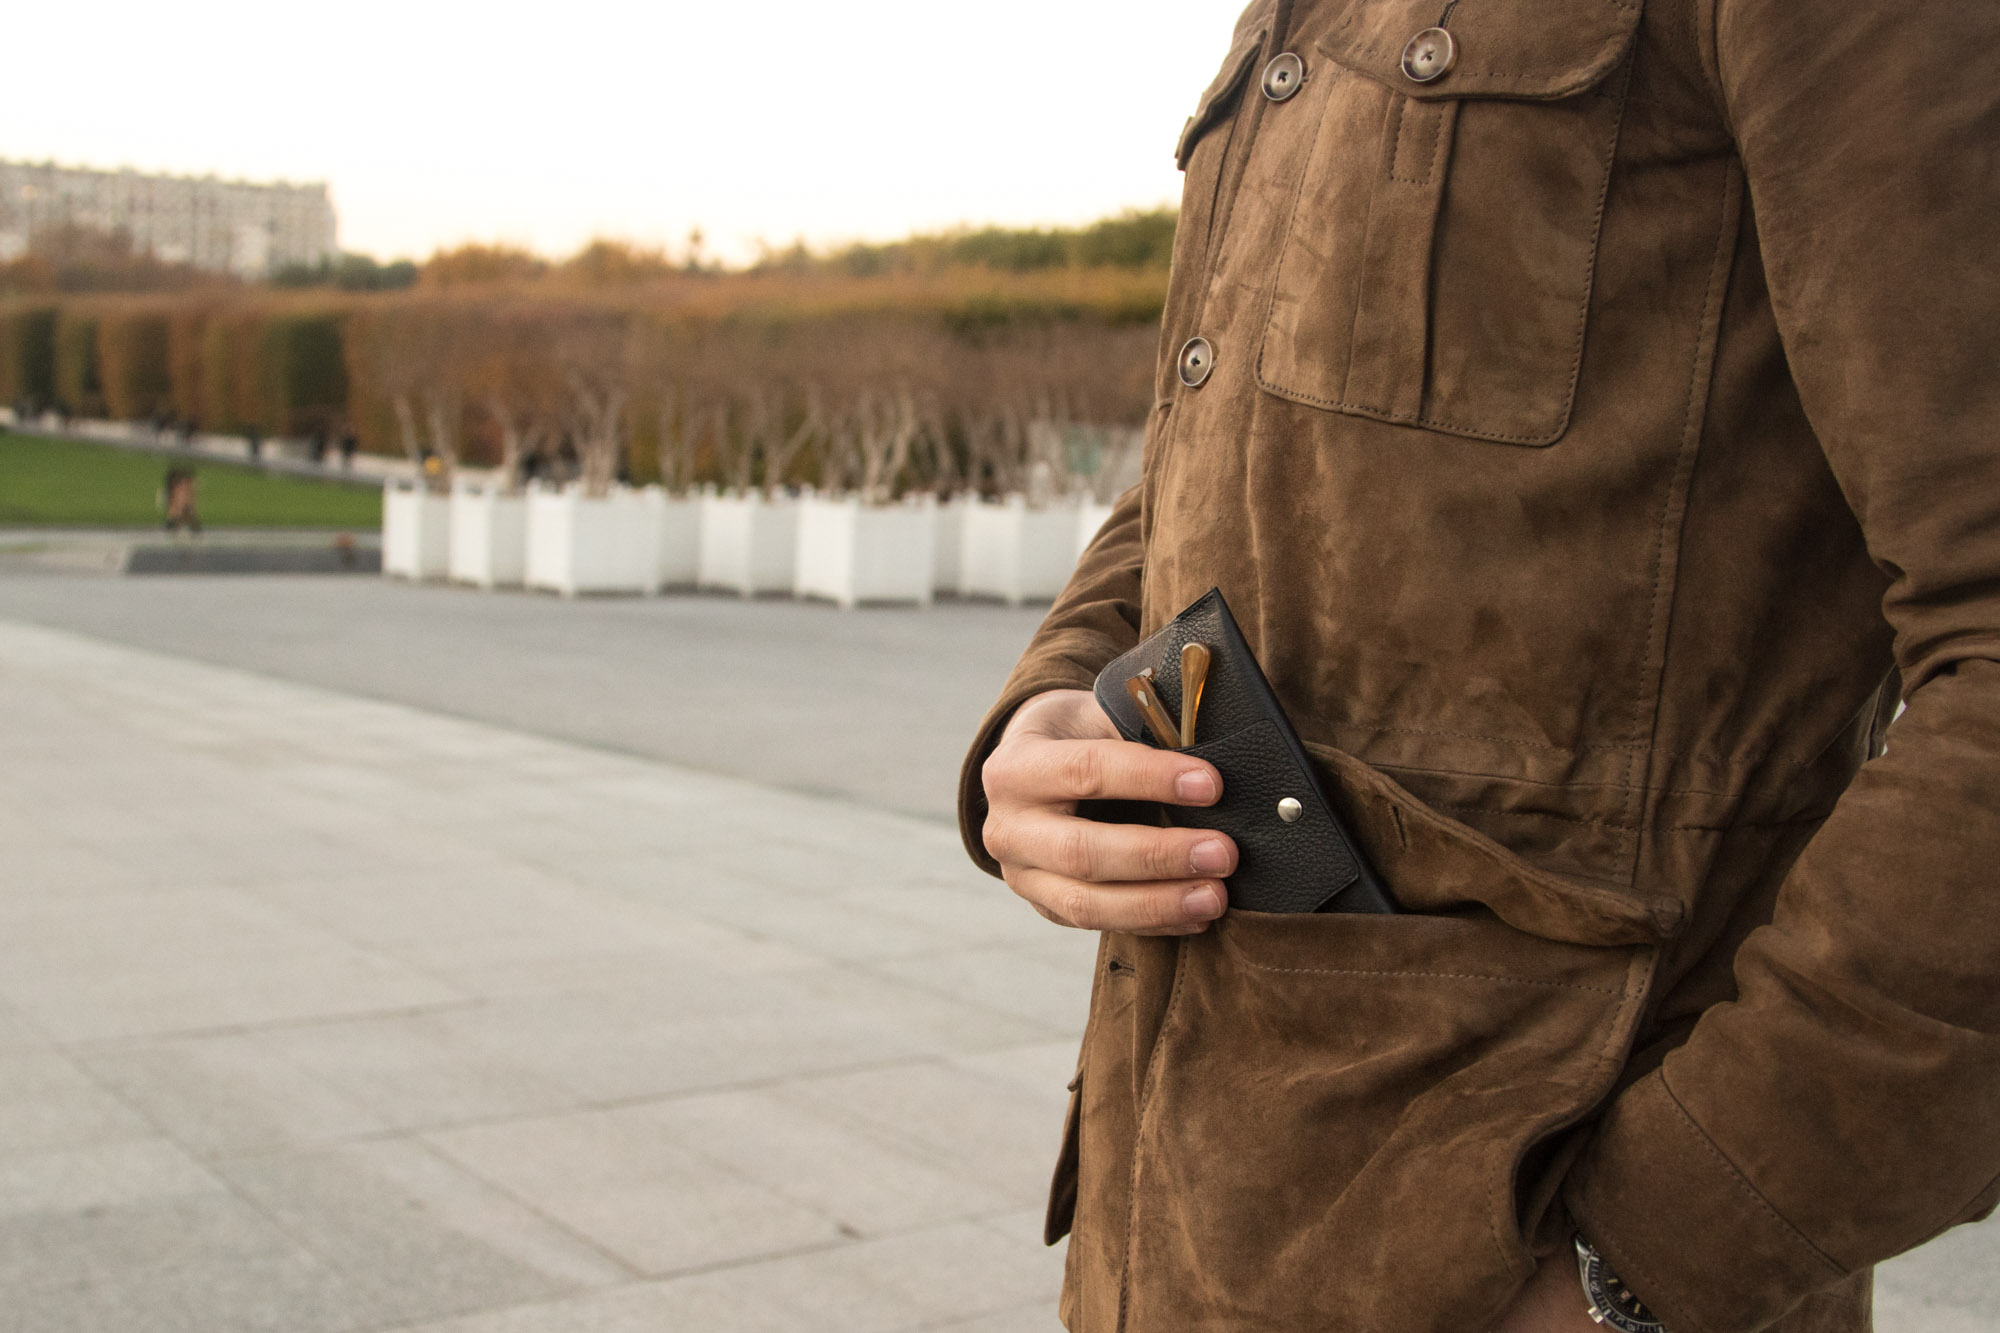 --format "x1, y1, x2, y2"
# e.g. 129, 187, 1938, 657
0, 159, 337, 276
